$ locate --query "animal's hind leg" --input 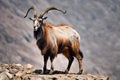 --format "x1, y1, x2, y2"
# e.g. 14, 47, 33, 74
75, 50, 83, 74
62, 48, 74, 73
